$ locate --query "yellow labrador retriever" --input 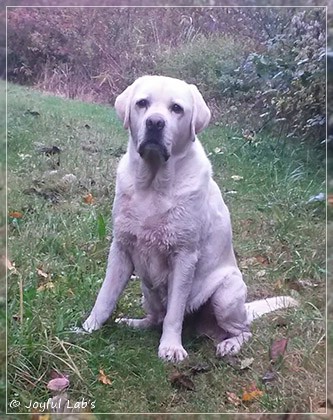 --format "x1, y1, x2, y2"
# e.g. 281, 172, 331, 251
83, 75, 297, 362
